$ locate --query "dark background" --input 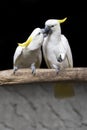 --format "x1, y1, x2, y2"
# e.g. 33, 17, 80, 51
0, 0, 87, 70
